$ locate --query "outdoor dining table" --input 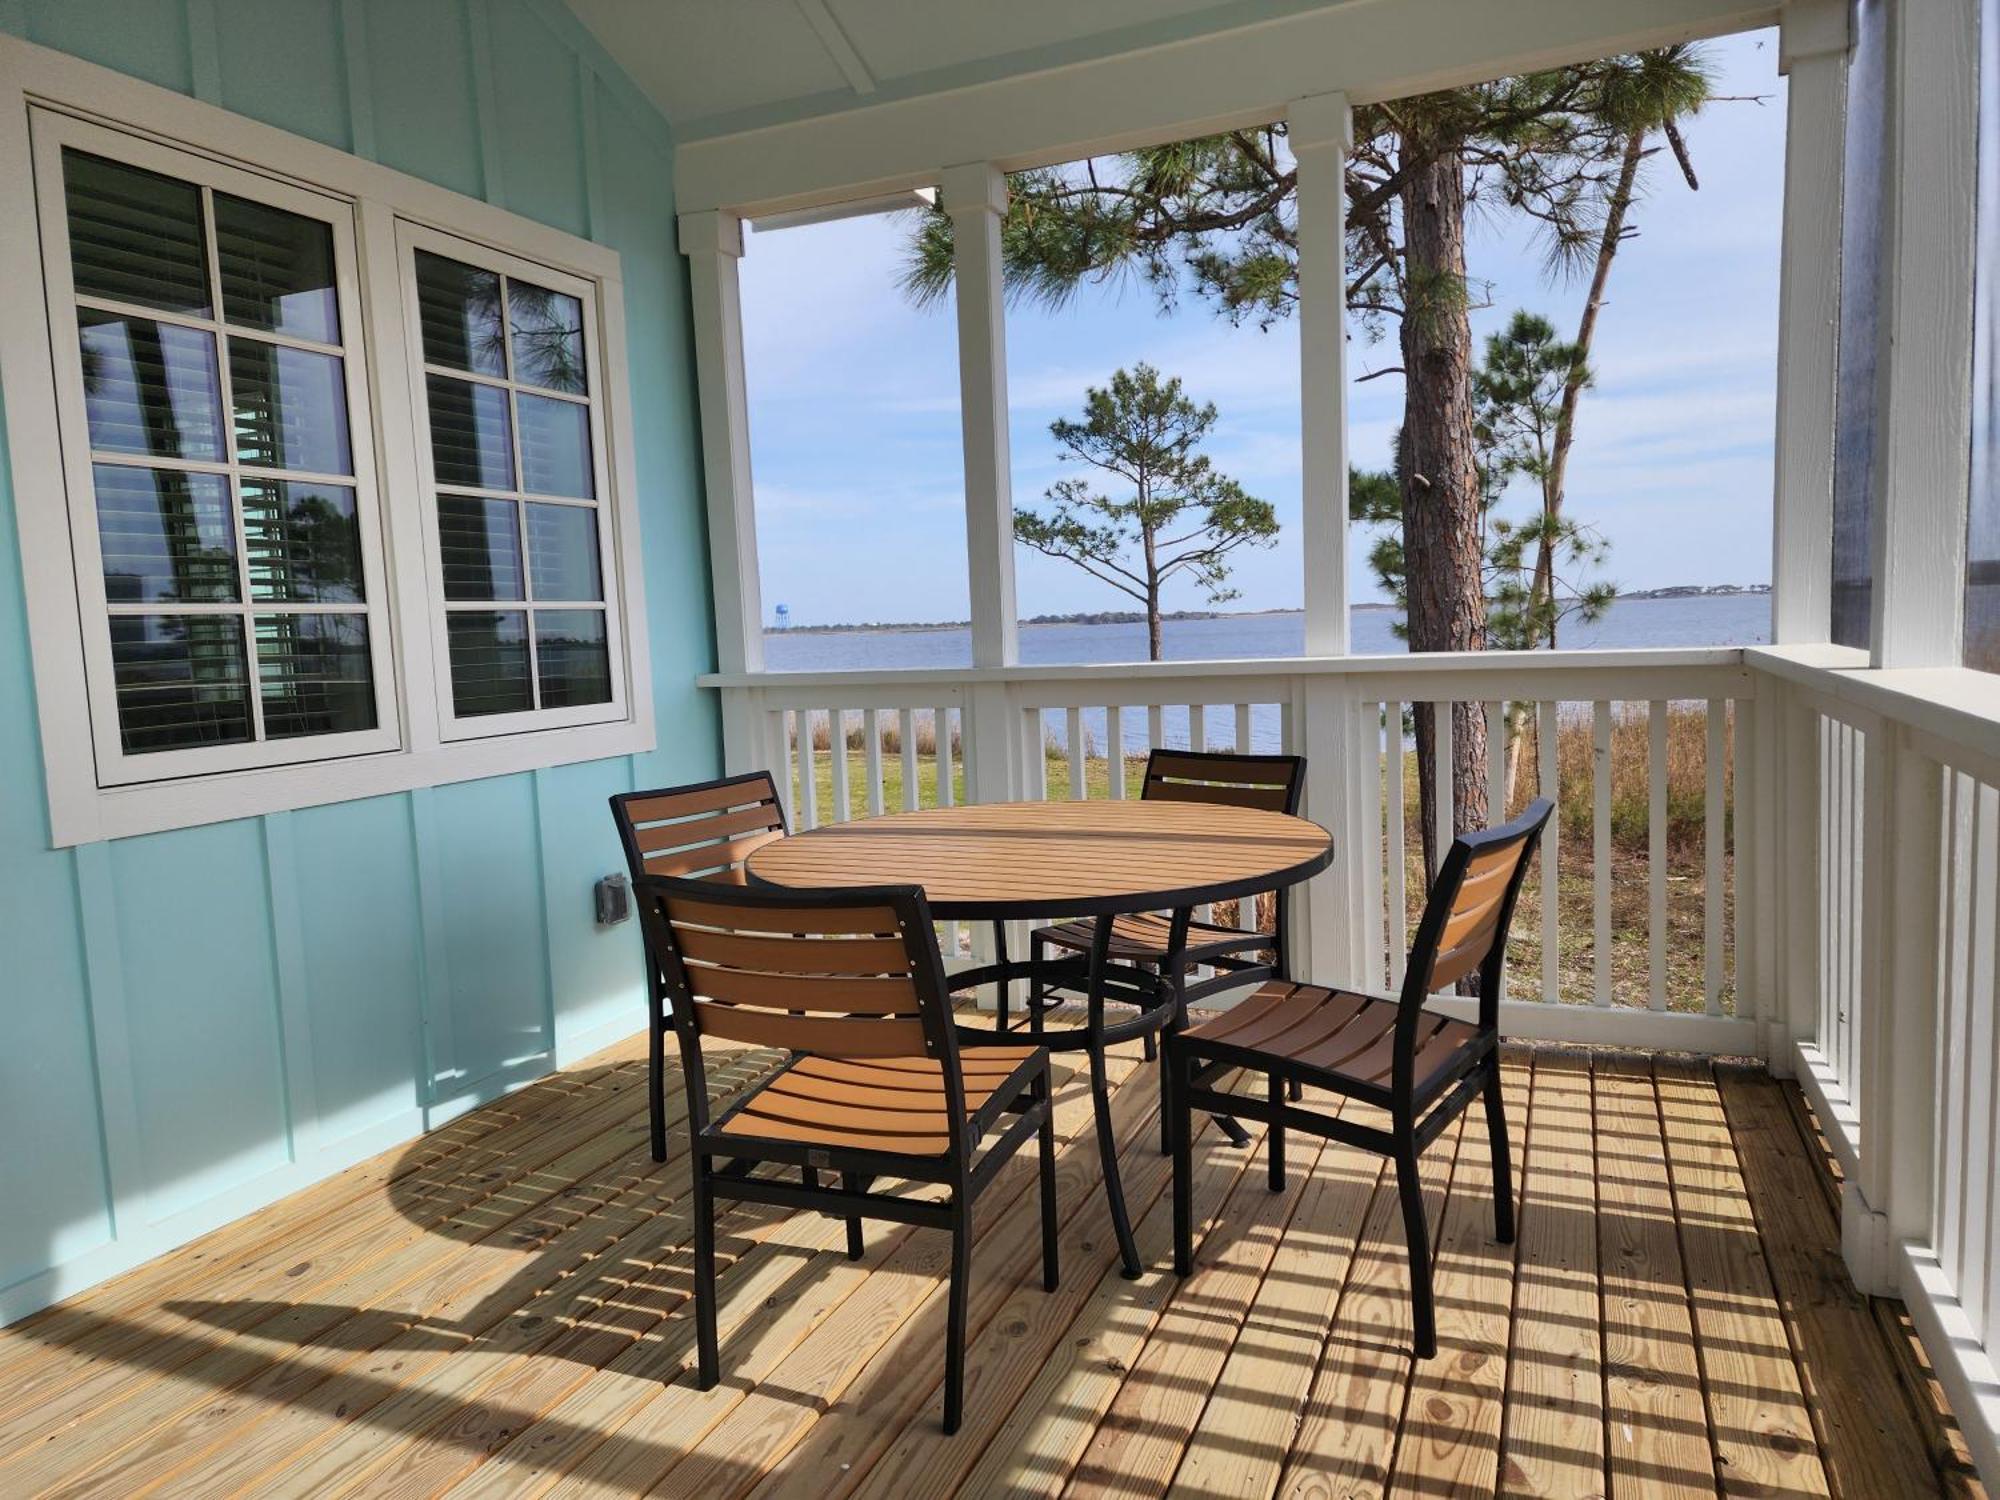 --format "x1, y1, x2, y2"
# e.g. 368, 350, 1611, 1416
744, 798, 1335, 1279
